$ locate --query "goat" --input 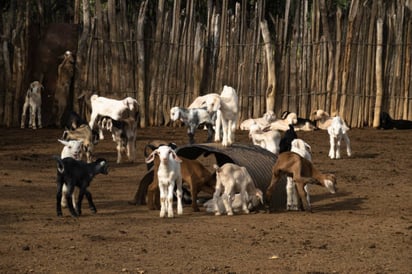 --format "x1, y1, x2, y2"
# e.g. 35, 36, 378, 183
88, 94, 139, 139
143, 140, 178, 171
146, 155, 216, 212
54, 51, 75, 127
379, 112, 412, 130
170, 106, 215, 144
21, 81, 43, 129
203, 192, 262, 214
53, 156, 108, 217
280, 111, 317, 131
62, 110, 88, 130
248, 123, 281, 155
98, 116, 138, 163
214, 85, 239, 147
266, 151, 337, 212
145, 146, 183, 218
212, 163, 263, 216
279, 124, 298, 153
188, 93, 220, 110
328, 116, 352, 159
240, 110, 277, 130
62, 124, 98, 163
312, 109, 350, 130
287, 139, 312, 211
58, 139, 83, 210
269, 112, 298, 131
